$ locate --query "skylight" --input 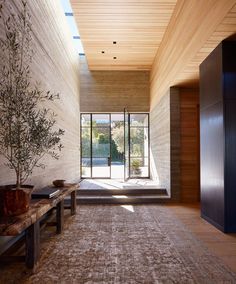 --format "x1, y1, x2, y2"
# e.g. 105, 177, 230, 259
60, 0, 85, 55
